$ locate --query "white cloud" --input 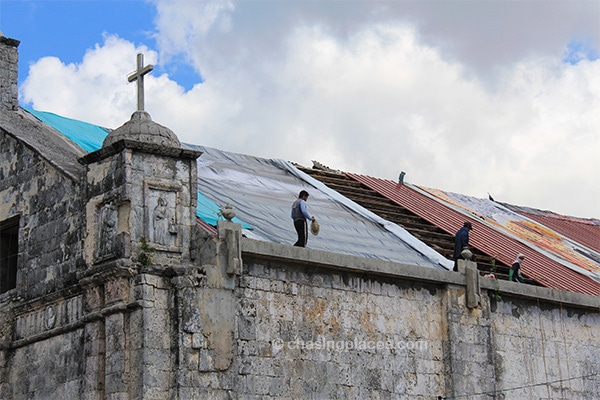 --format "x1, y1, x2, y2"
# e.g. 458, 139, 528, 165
151, 0, 235, 78
19, 2, 600, 218
21, 35, 159, 128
